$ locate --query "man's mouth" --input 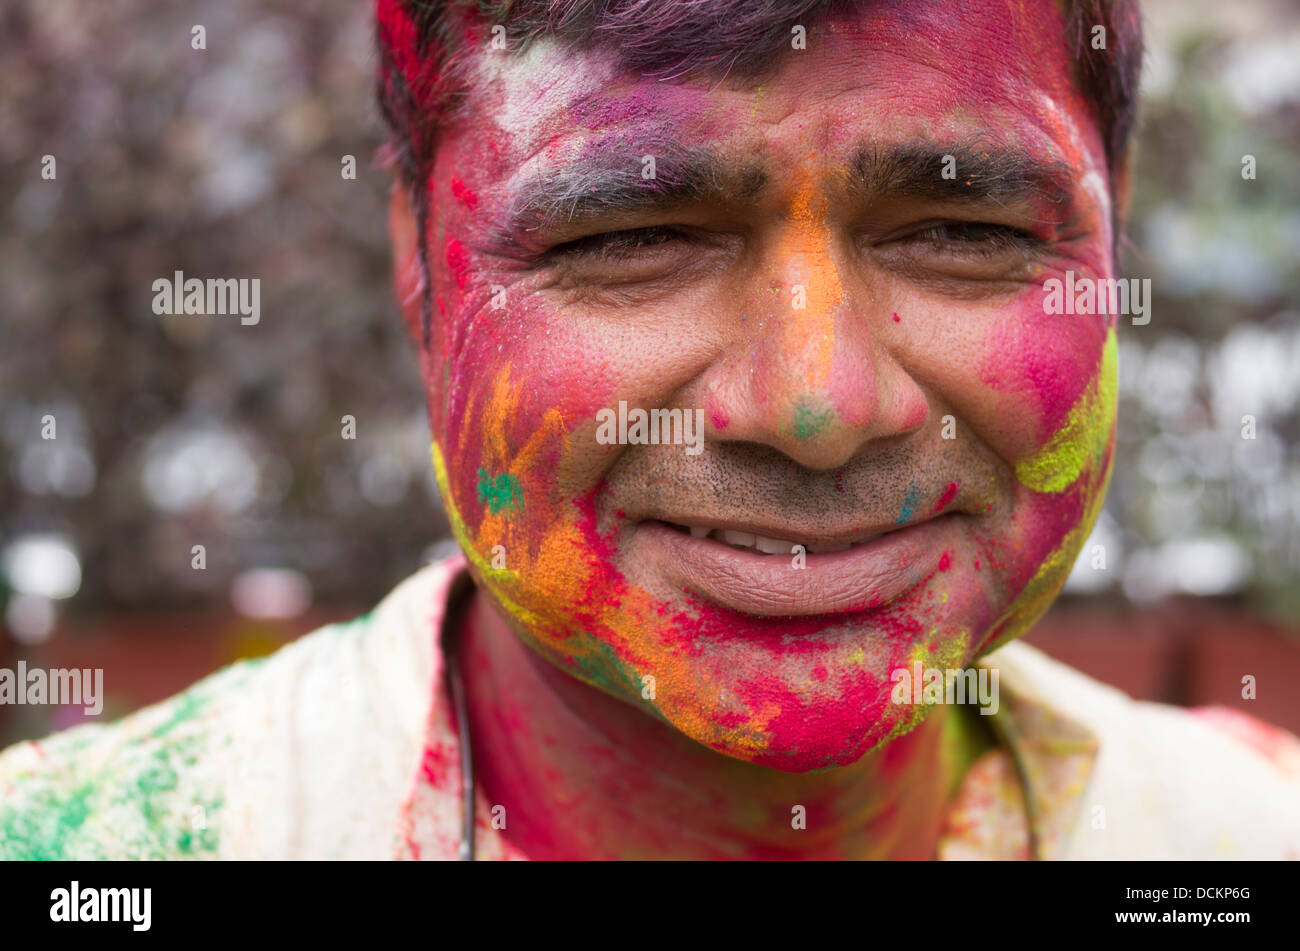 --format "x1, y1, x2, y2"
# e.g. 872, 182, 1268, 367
658, 522, 880, 554
635, 515, 962, 618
